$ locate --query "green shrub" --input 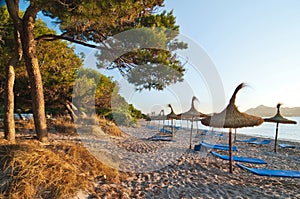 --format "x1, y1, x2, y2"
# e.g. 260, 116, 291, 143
106, 111, 136, 126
